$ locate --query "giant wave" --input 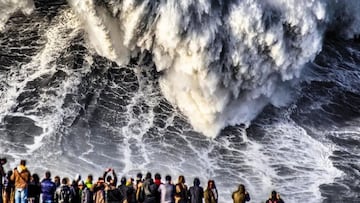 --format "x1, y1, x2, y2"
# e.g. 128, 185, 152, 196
2, 1, 360, 203
1, 0, 360, 137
